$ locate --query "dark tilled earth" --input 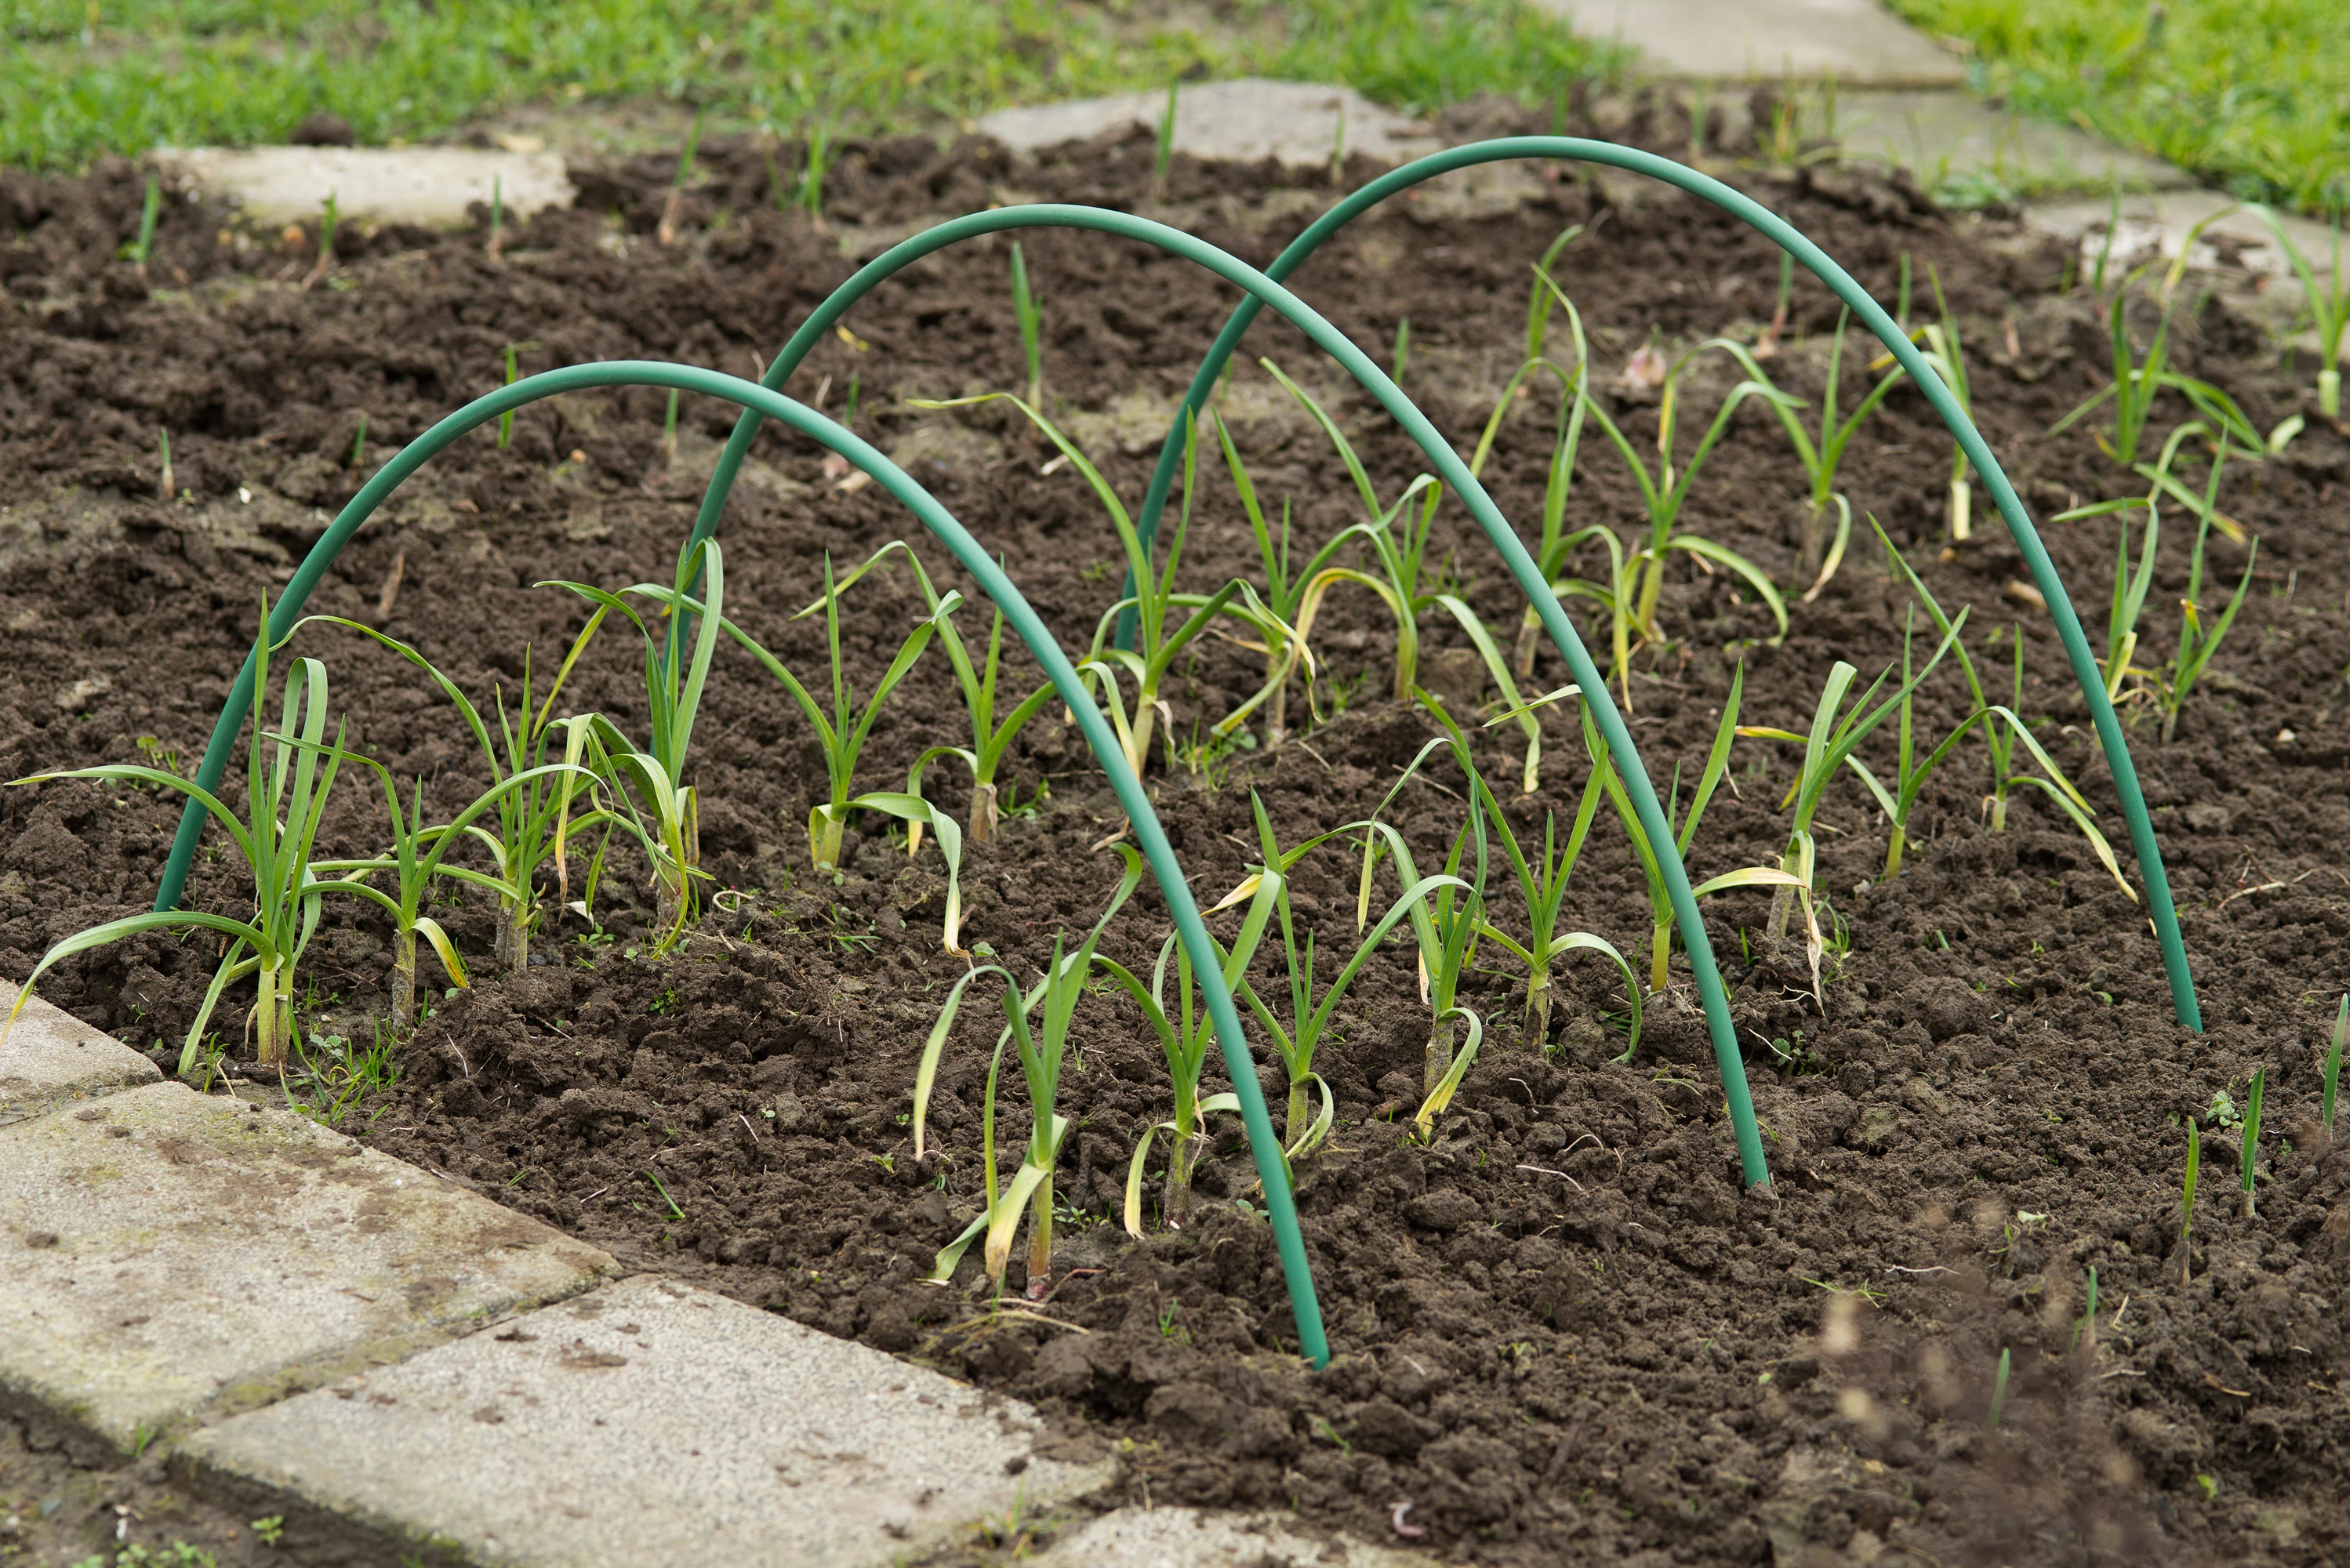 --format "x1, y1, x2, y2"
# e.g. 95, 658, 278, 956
5, 94, 2350, 1567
